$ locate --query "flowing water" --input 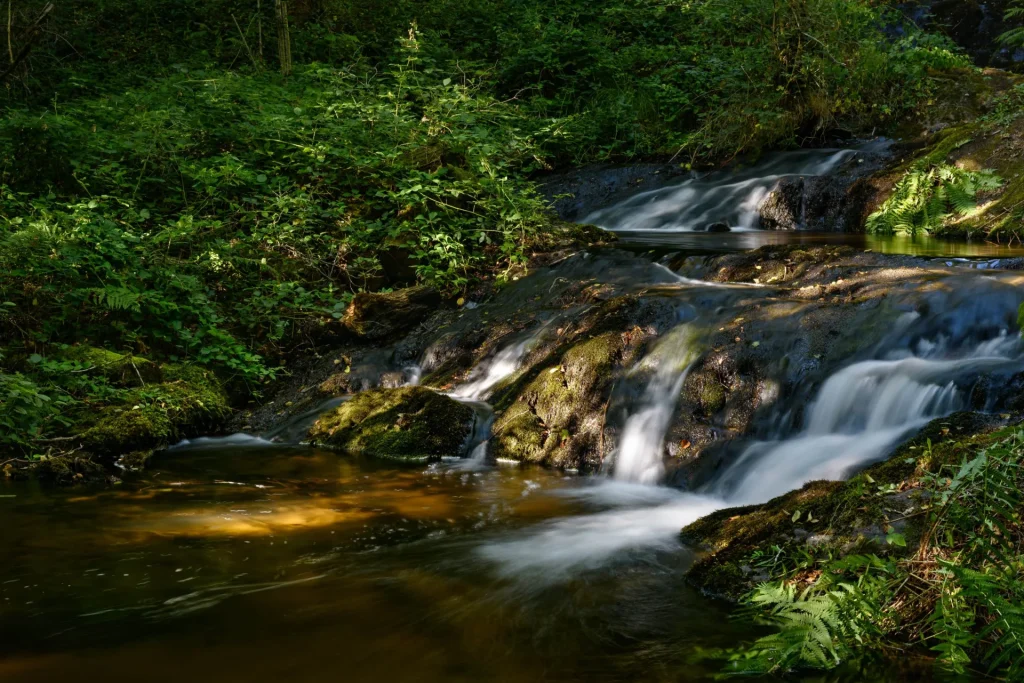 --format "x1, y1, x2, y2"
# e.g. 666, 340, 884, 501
6, 149, 1024, 681
582, 148, 858, 233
